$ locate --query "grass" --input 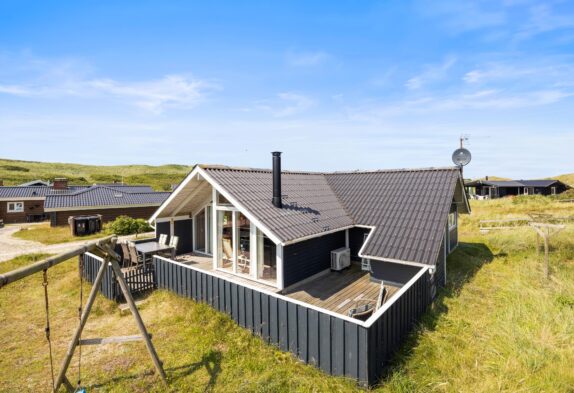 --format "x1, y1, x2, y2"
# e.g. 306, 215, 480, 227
1, 197, 574, 392
12, 223, 107, 245
0, 158, 192, 191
